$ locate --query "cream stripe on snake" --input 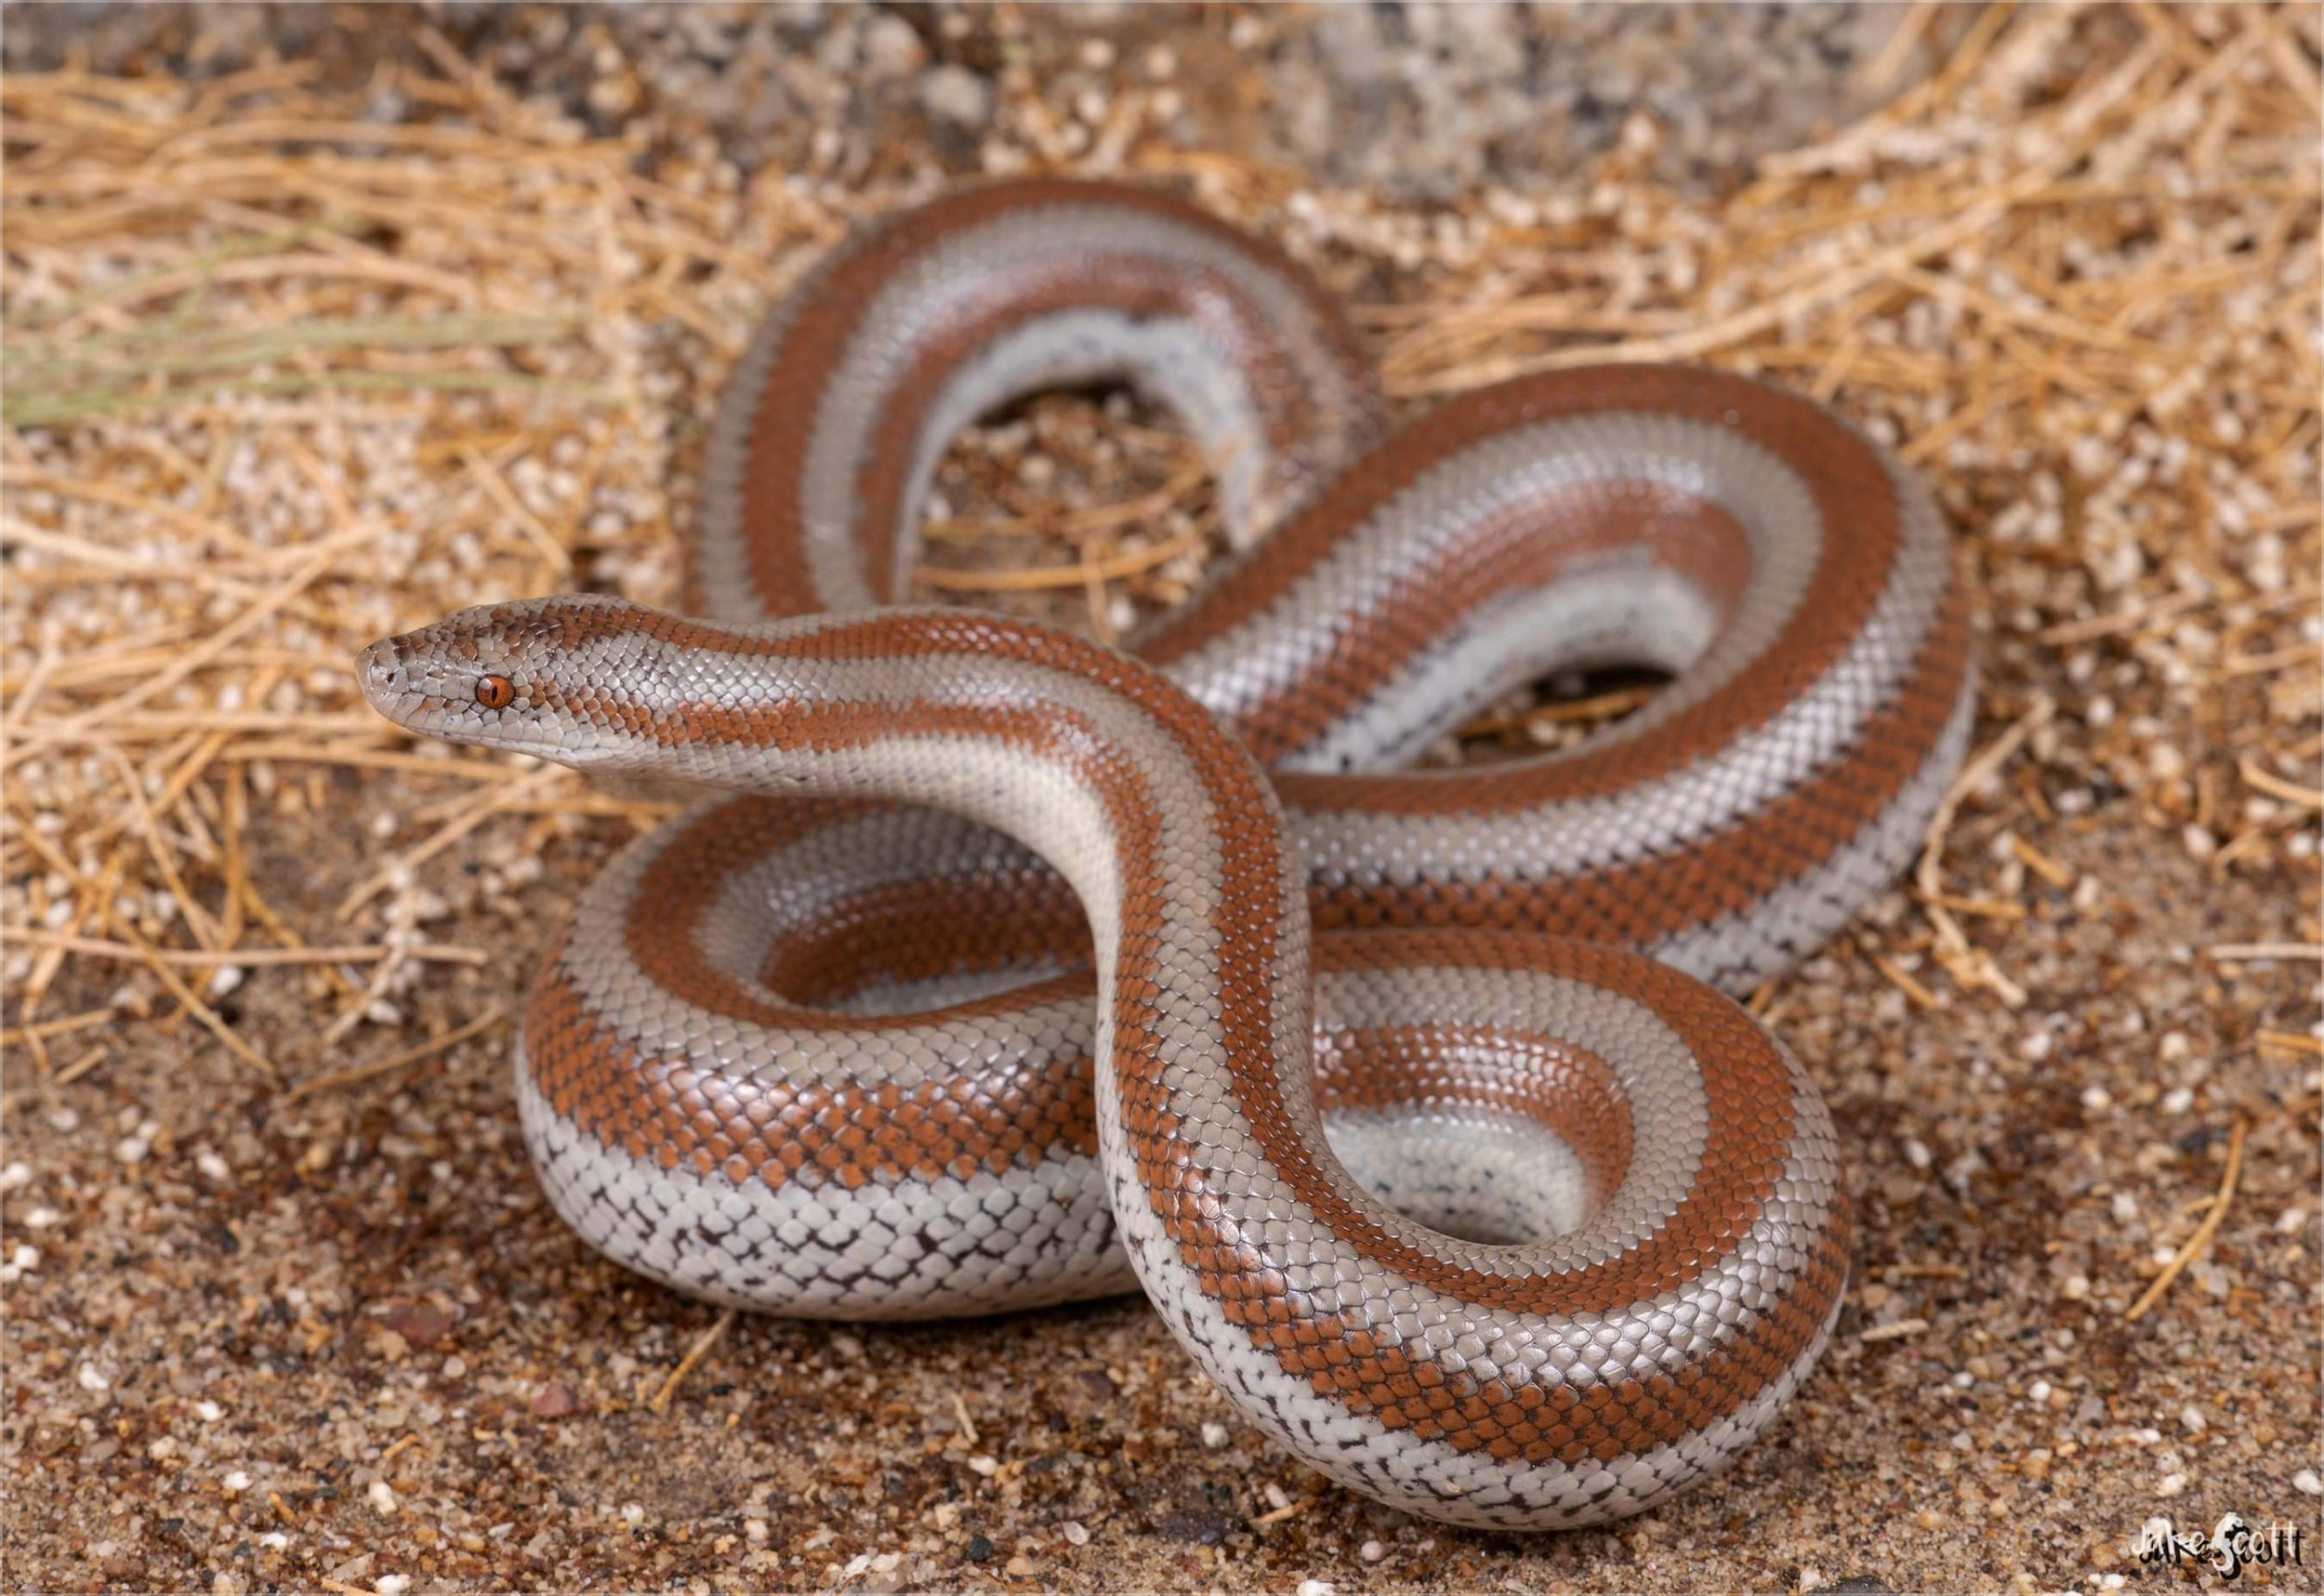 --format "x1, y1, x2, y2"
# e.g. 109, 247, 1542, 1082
356, 178, 1972, 1530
